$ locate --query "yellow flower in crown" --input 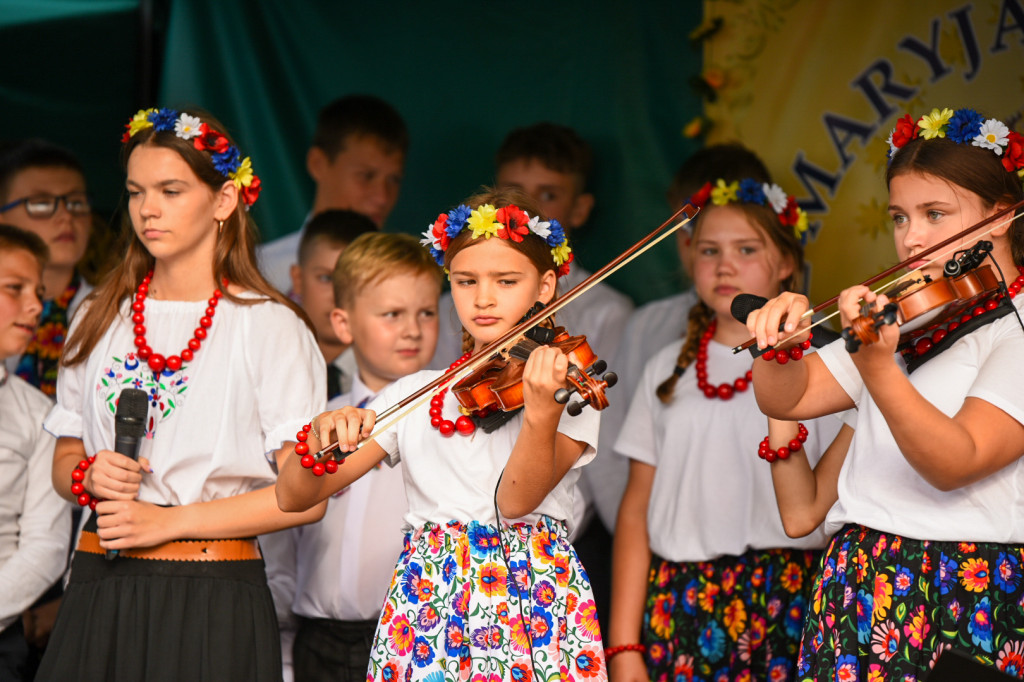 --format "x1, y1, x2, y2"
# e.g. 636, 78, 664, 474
710, 179, 739, 206
229, 156, 254, 188
918, 108, 954, 140
794, 208, 809, 240
551, 242, 572, 267
467, 204, 500, 239
127, 108, 158, 137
